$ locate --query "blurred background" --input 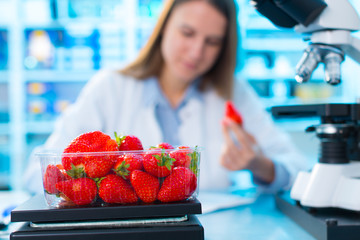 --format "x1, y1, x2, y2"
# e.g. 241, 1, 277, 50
0, 0, 360, 191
